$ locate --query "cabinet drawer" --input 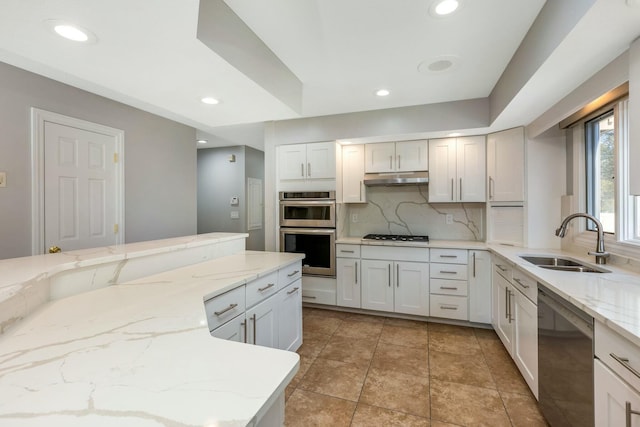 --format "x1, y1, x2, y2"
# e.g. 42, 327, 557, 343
430, 263, 468, 280
204, 286, 246, 331
278, 261, 302, 288
430, 248, 468, 264
247, 271, 279, 308
361, 245, 429, 262
210, 313, 246, 342
493, 256, 512, 281
512, 268, 537, 303
595, 321, 640, 392
336, 244, 361, 258
301, 288, 336, 305
430, 279, 468, 296
430, 295, 469, 321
